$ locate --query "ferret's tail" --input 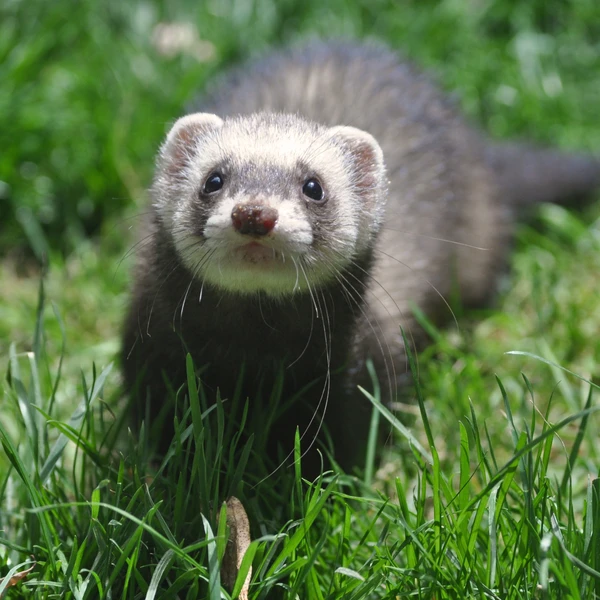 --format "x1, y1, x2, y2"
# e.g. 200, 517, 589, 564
486, 142, 600, 211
